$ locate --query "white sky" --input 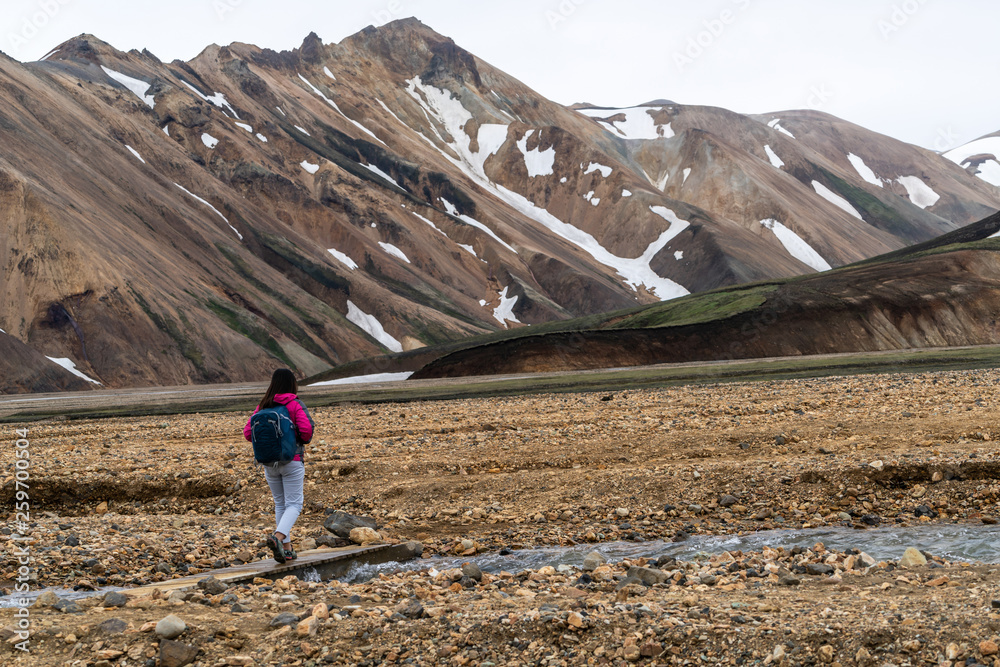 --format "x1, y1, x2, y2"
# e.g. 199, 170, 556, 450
2, 0, 996, 150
